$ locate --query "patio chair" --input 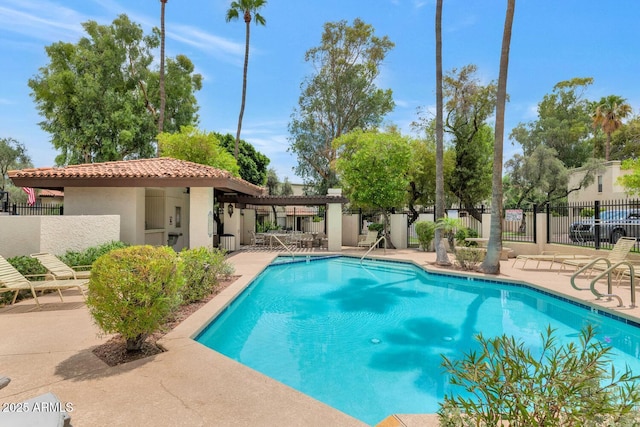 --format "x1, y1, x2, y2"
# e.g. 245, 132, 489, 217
249, 231, 266, 246
560, 236, 637, 275
512, 251, 592, 269
0, 255, 88, 308
0, 376, 71, 427
30, 252, 91, 280
357, 230, 379, 249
